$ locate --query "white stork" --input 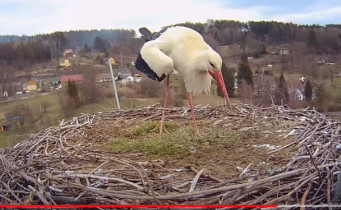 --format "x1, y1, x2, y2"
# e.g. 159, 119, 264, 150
134, 26, 231, 134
